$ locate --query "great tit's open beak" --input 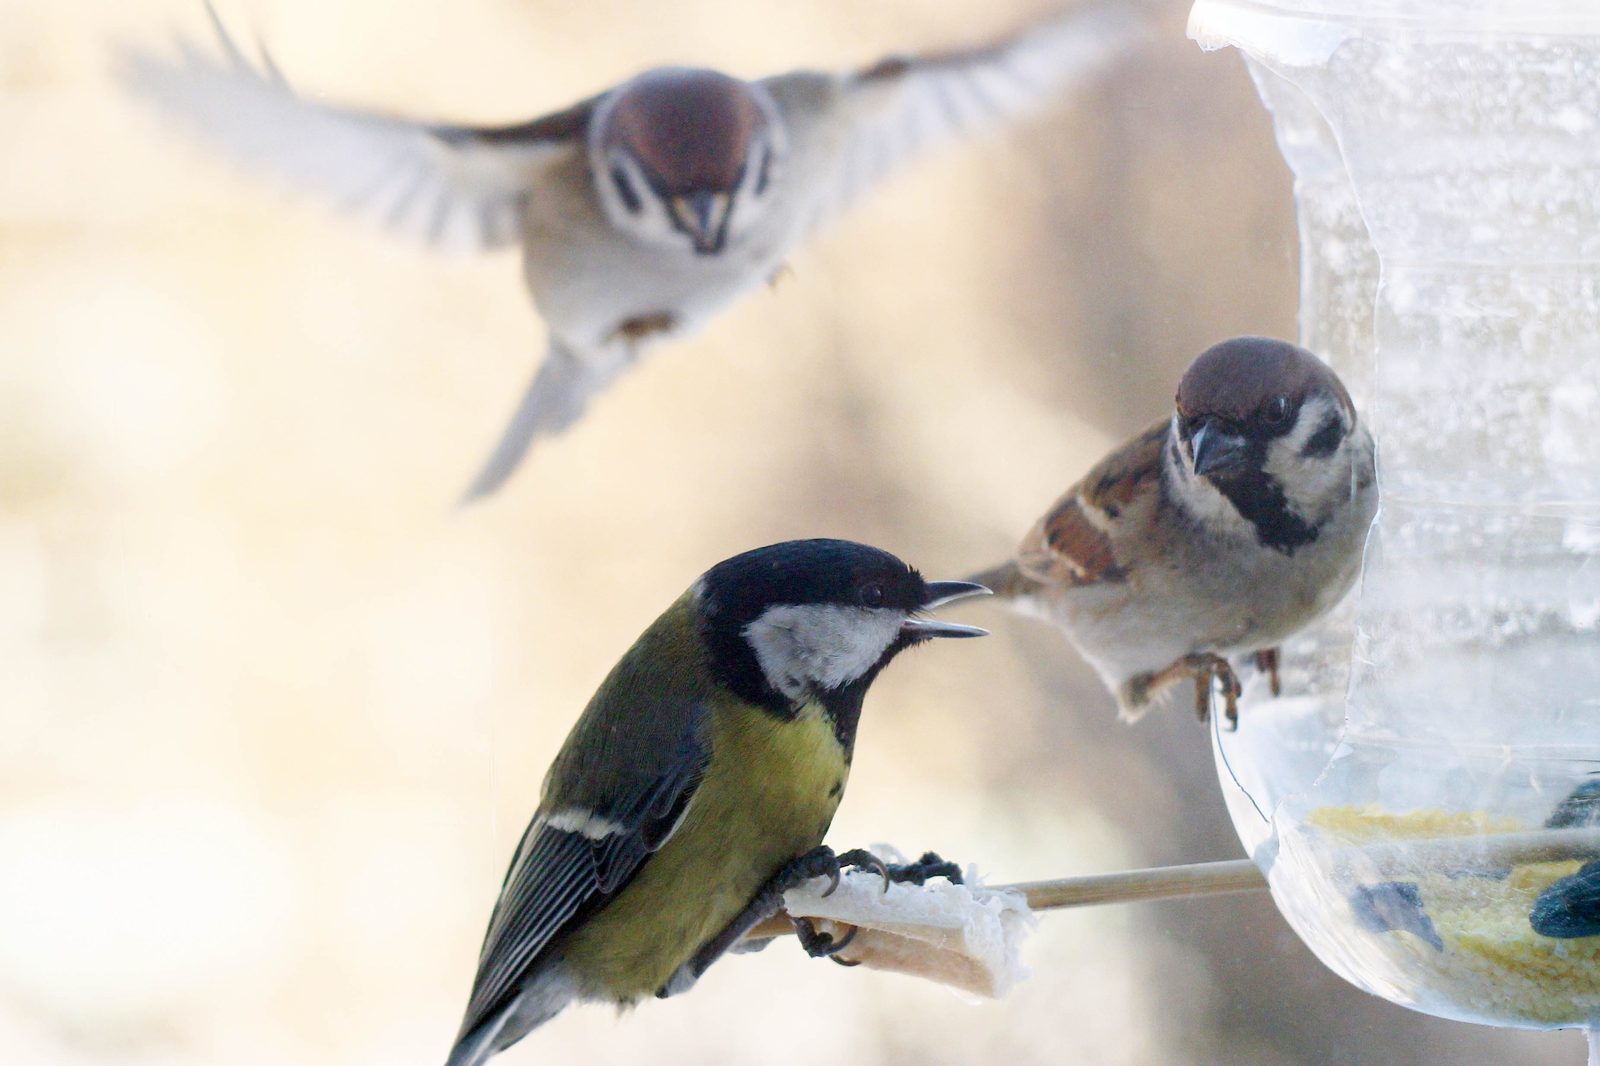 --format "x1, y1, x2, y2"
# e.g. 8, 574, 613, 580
670, 191, 732, 255
902, 580, 990, 639
1189, 419, 1250, 478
